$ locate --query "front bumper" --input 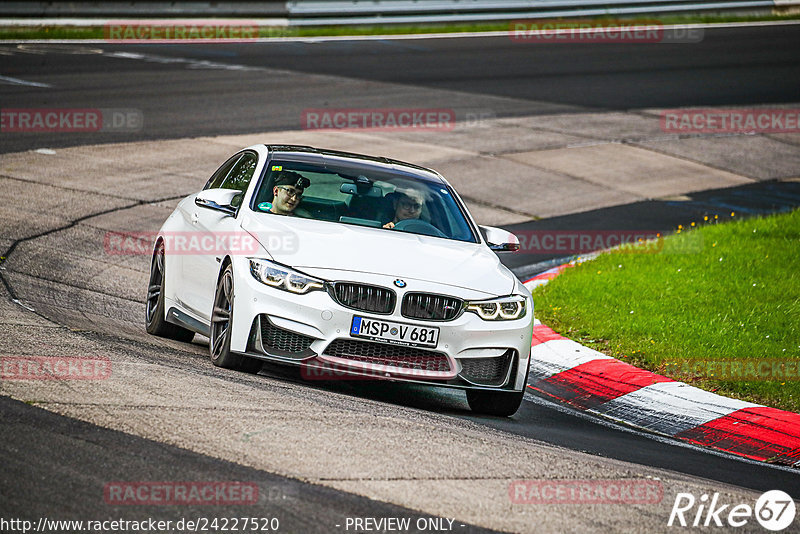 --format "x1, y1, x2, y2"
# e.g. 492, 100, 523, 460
229, 257, 532, 392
